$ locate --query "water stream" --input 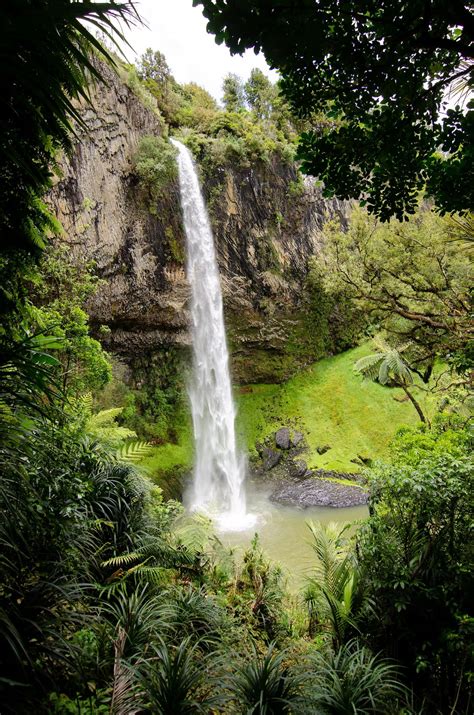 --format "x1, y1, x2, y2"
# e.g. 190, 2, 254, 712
222, 486, 368, 589
172, 139, 255, 531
